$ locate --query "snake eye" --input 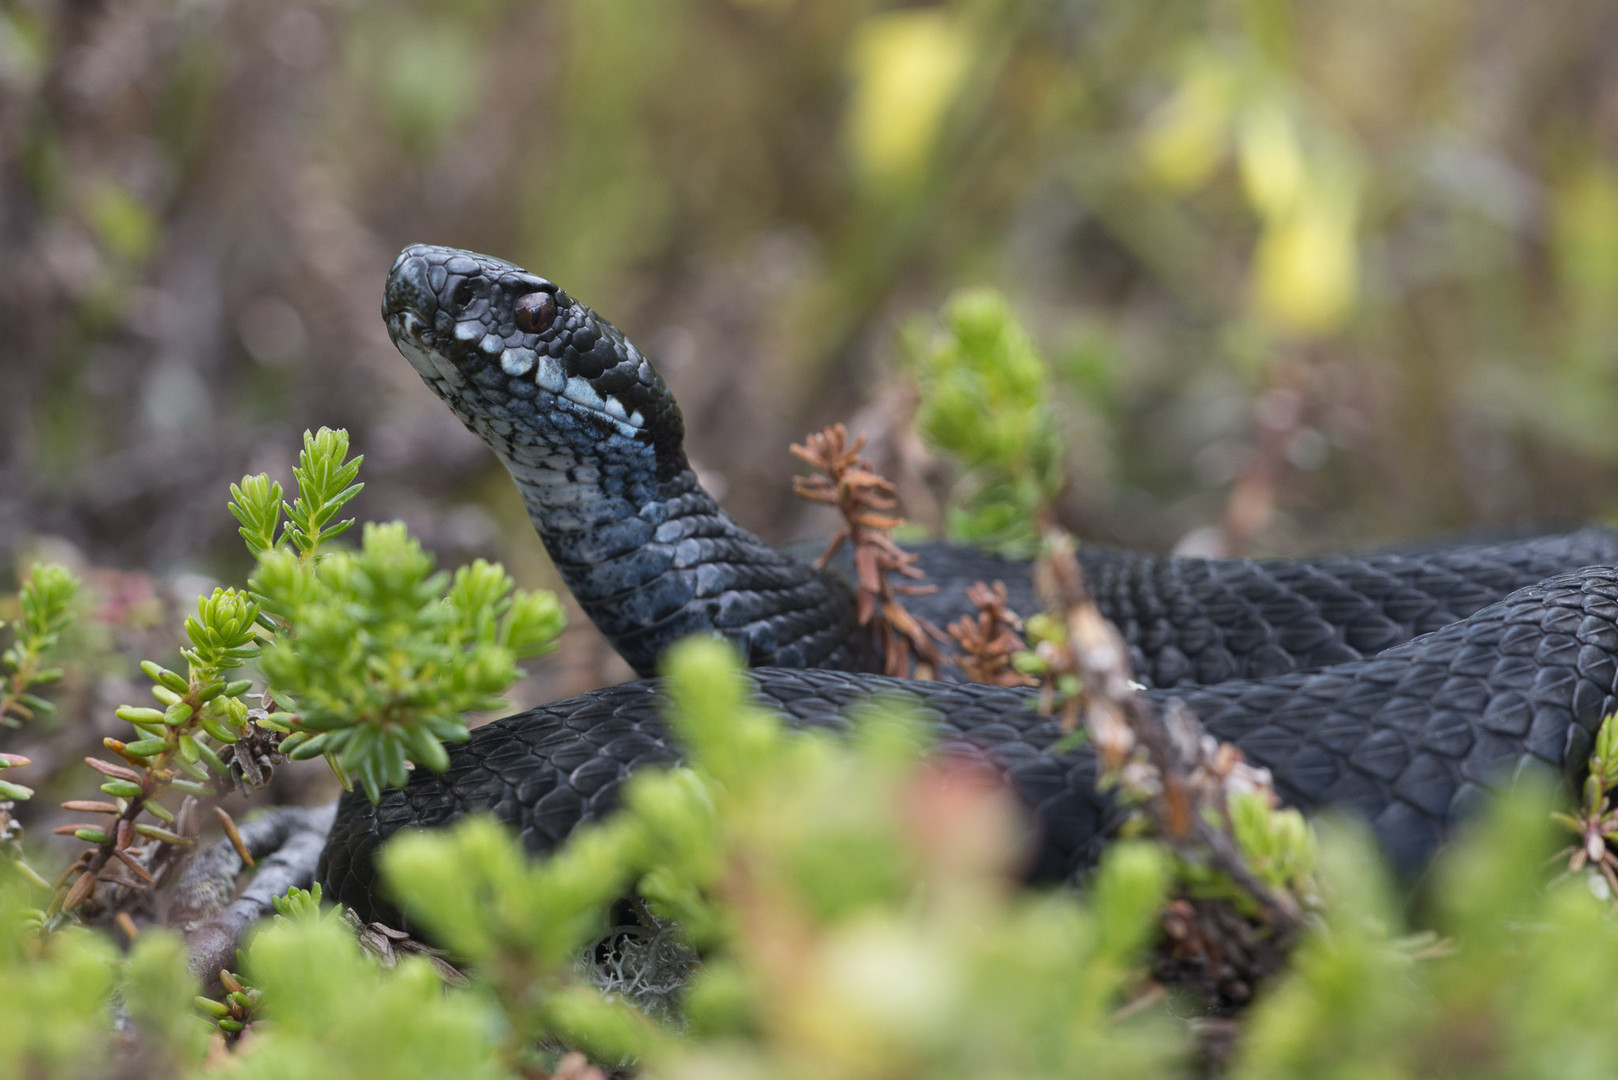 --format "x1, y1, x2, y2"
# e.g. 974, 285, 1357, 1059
514, 291, 557, 335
